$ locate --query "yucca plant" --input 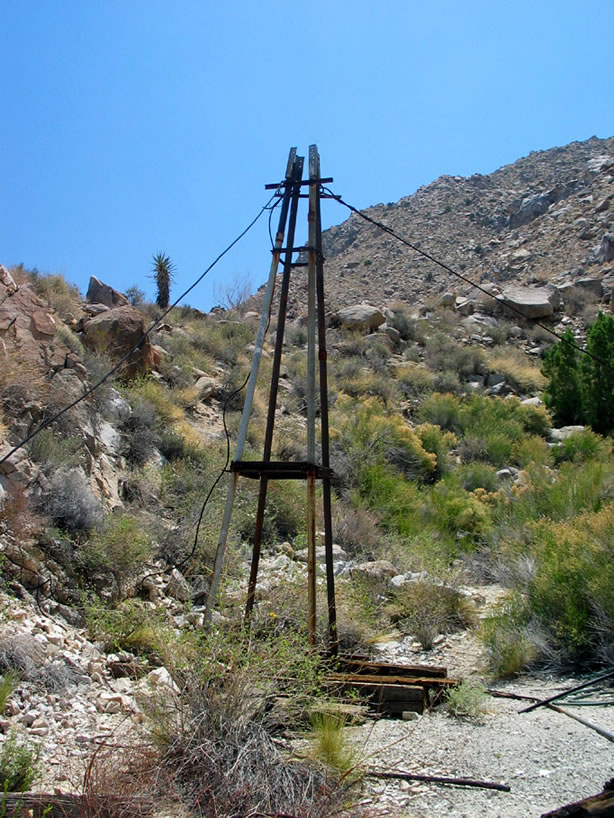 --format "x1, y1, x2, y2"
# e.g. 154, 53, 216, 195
152, 252, 174, 310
